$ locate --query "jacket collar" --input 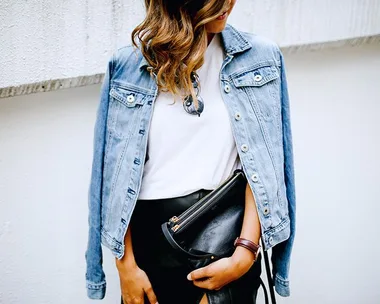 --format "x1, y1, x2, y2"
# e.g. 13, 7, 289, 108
138, 23, 251, 71
220, 23, 252, 55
